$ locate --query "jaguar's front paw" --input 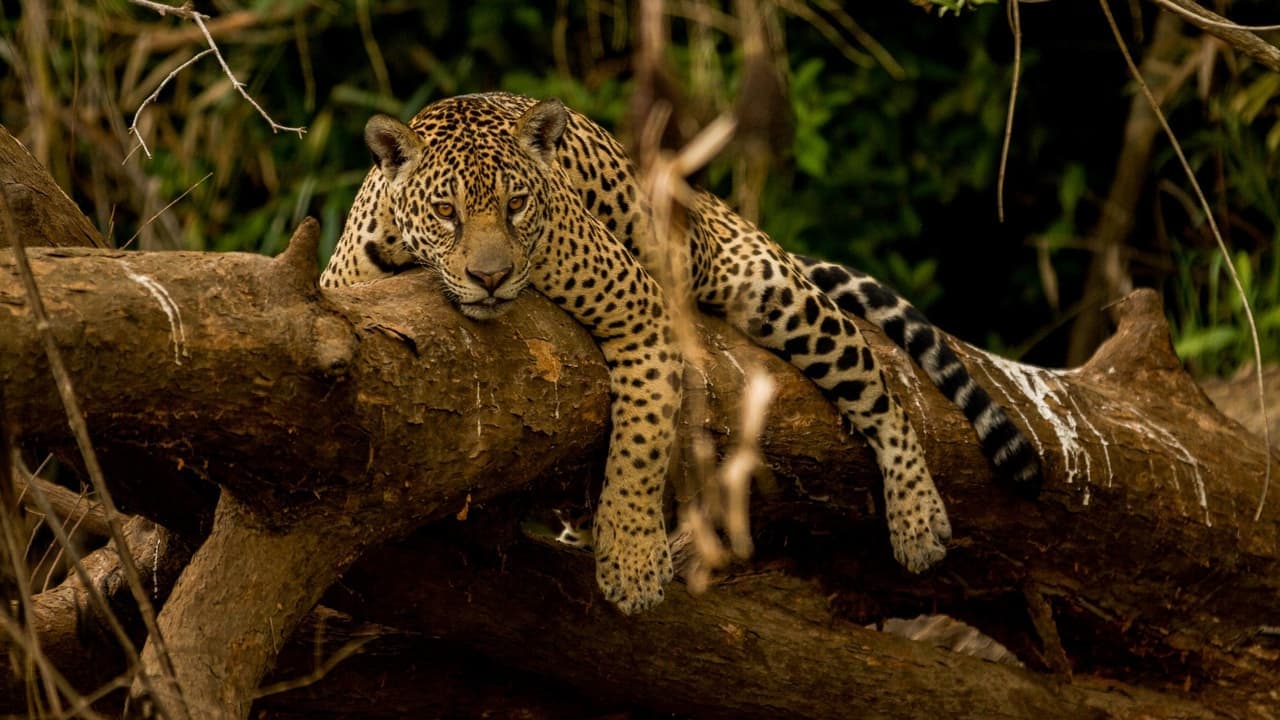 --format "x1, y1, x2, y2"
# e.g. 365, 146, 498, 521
887, 476, 952, 573
592, 510, 673, 614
